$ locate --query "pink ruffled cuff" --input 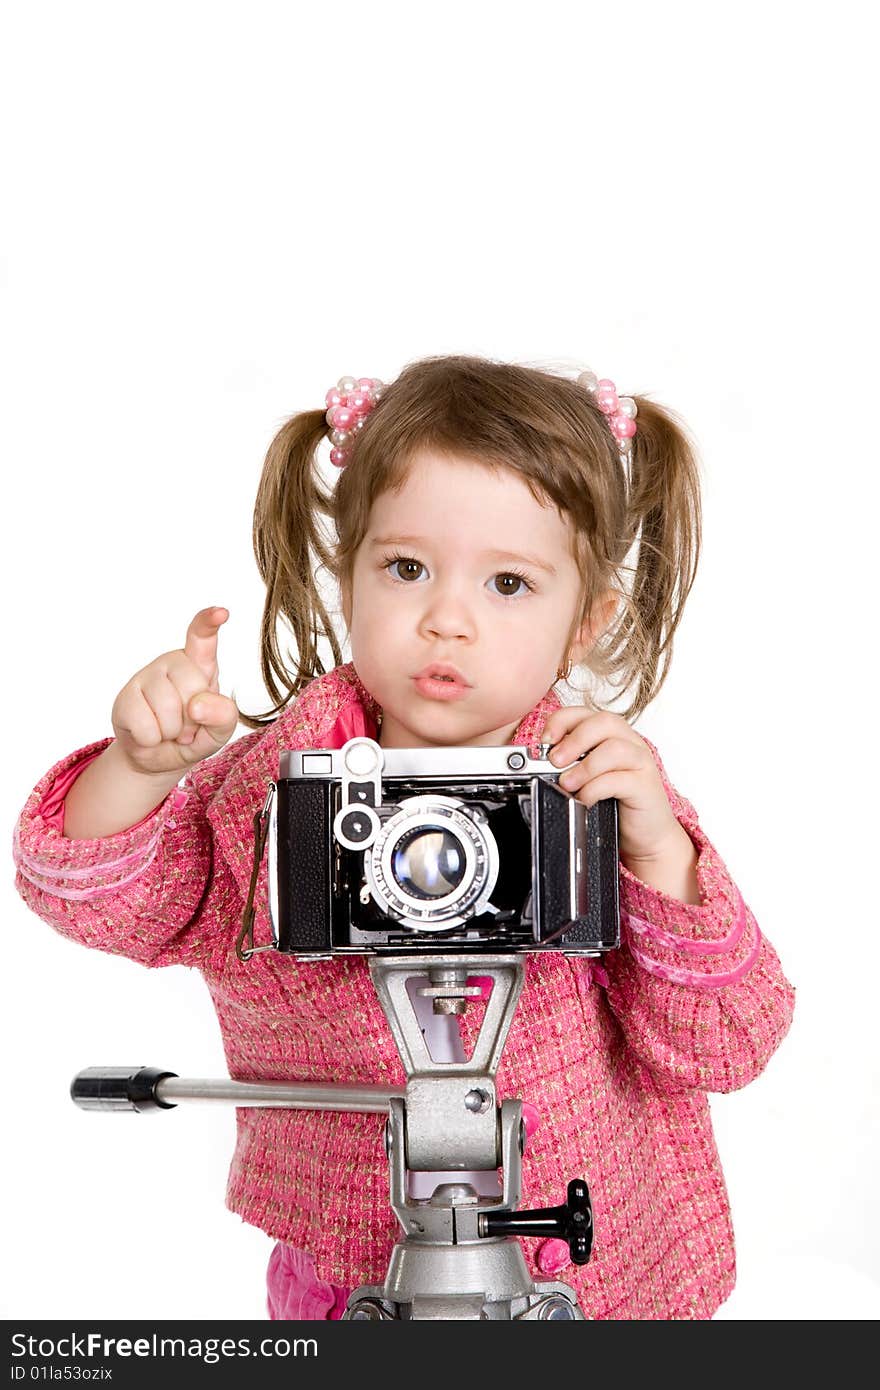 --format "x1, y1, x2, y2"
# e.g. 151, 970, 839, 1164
618, 820, 761, 989
13, 739, 189, 903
